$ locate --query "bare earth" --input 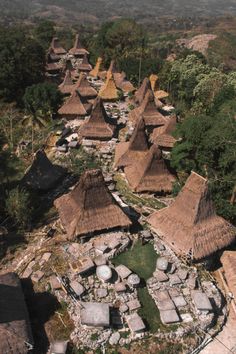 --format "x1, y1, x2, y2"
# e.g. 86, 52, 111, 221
177, 34, 217, 55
